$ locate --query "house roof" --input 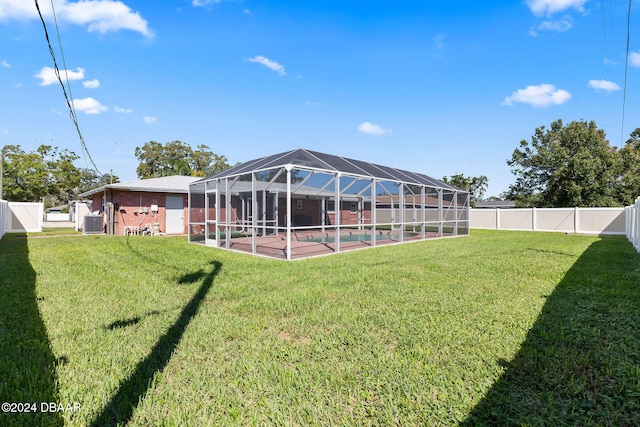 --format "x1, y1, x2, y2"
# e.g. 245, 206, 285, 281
197, 148, 459, 190
80, 175, 200, 198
